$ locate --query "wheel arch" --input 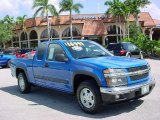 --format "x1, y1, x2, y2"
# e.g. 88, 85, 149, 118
16, 67, 28, 79
72, 71, 101, 94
